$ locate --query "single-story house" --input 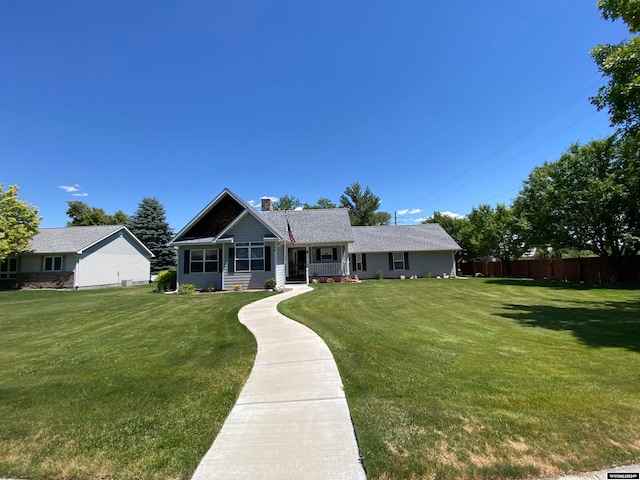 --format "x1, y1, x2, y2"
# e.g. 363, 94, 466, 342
170, 188, 460, 291
0, 225, 154, 289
